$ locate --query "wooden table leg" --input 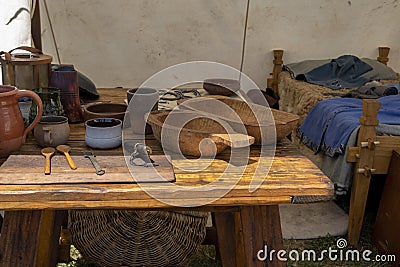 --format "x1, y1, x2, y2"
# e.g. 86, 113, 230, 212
240, 205, 285, 267
0, 210, 58, 267
214, 212, 246, 267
